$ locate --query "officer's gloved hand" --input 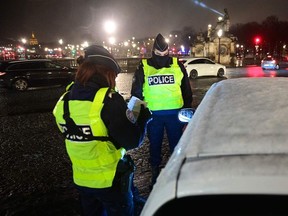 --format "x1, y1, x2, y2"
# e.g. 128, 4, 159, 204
137, 104, 152, 128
